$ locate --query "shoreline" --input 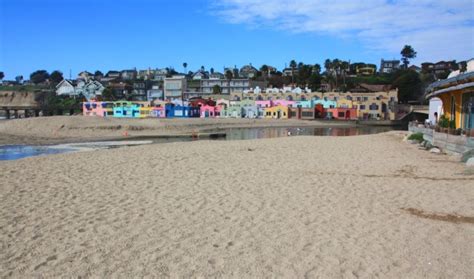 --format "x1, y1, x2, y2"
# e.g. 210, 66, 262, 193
0, 116, 363, 145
